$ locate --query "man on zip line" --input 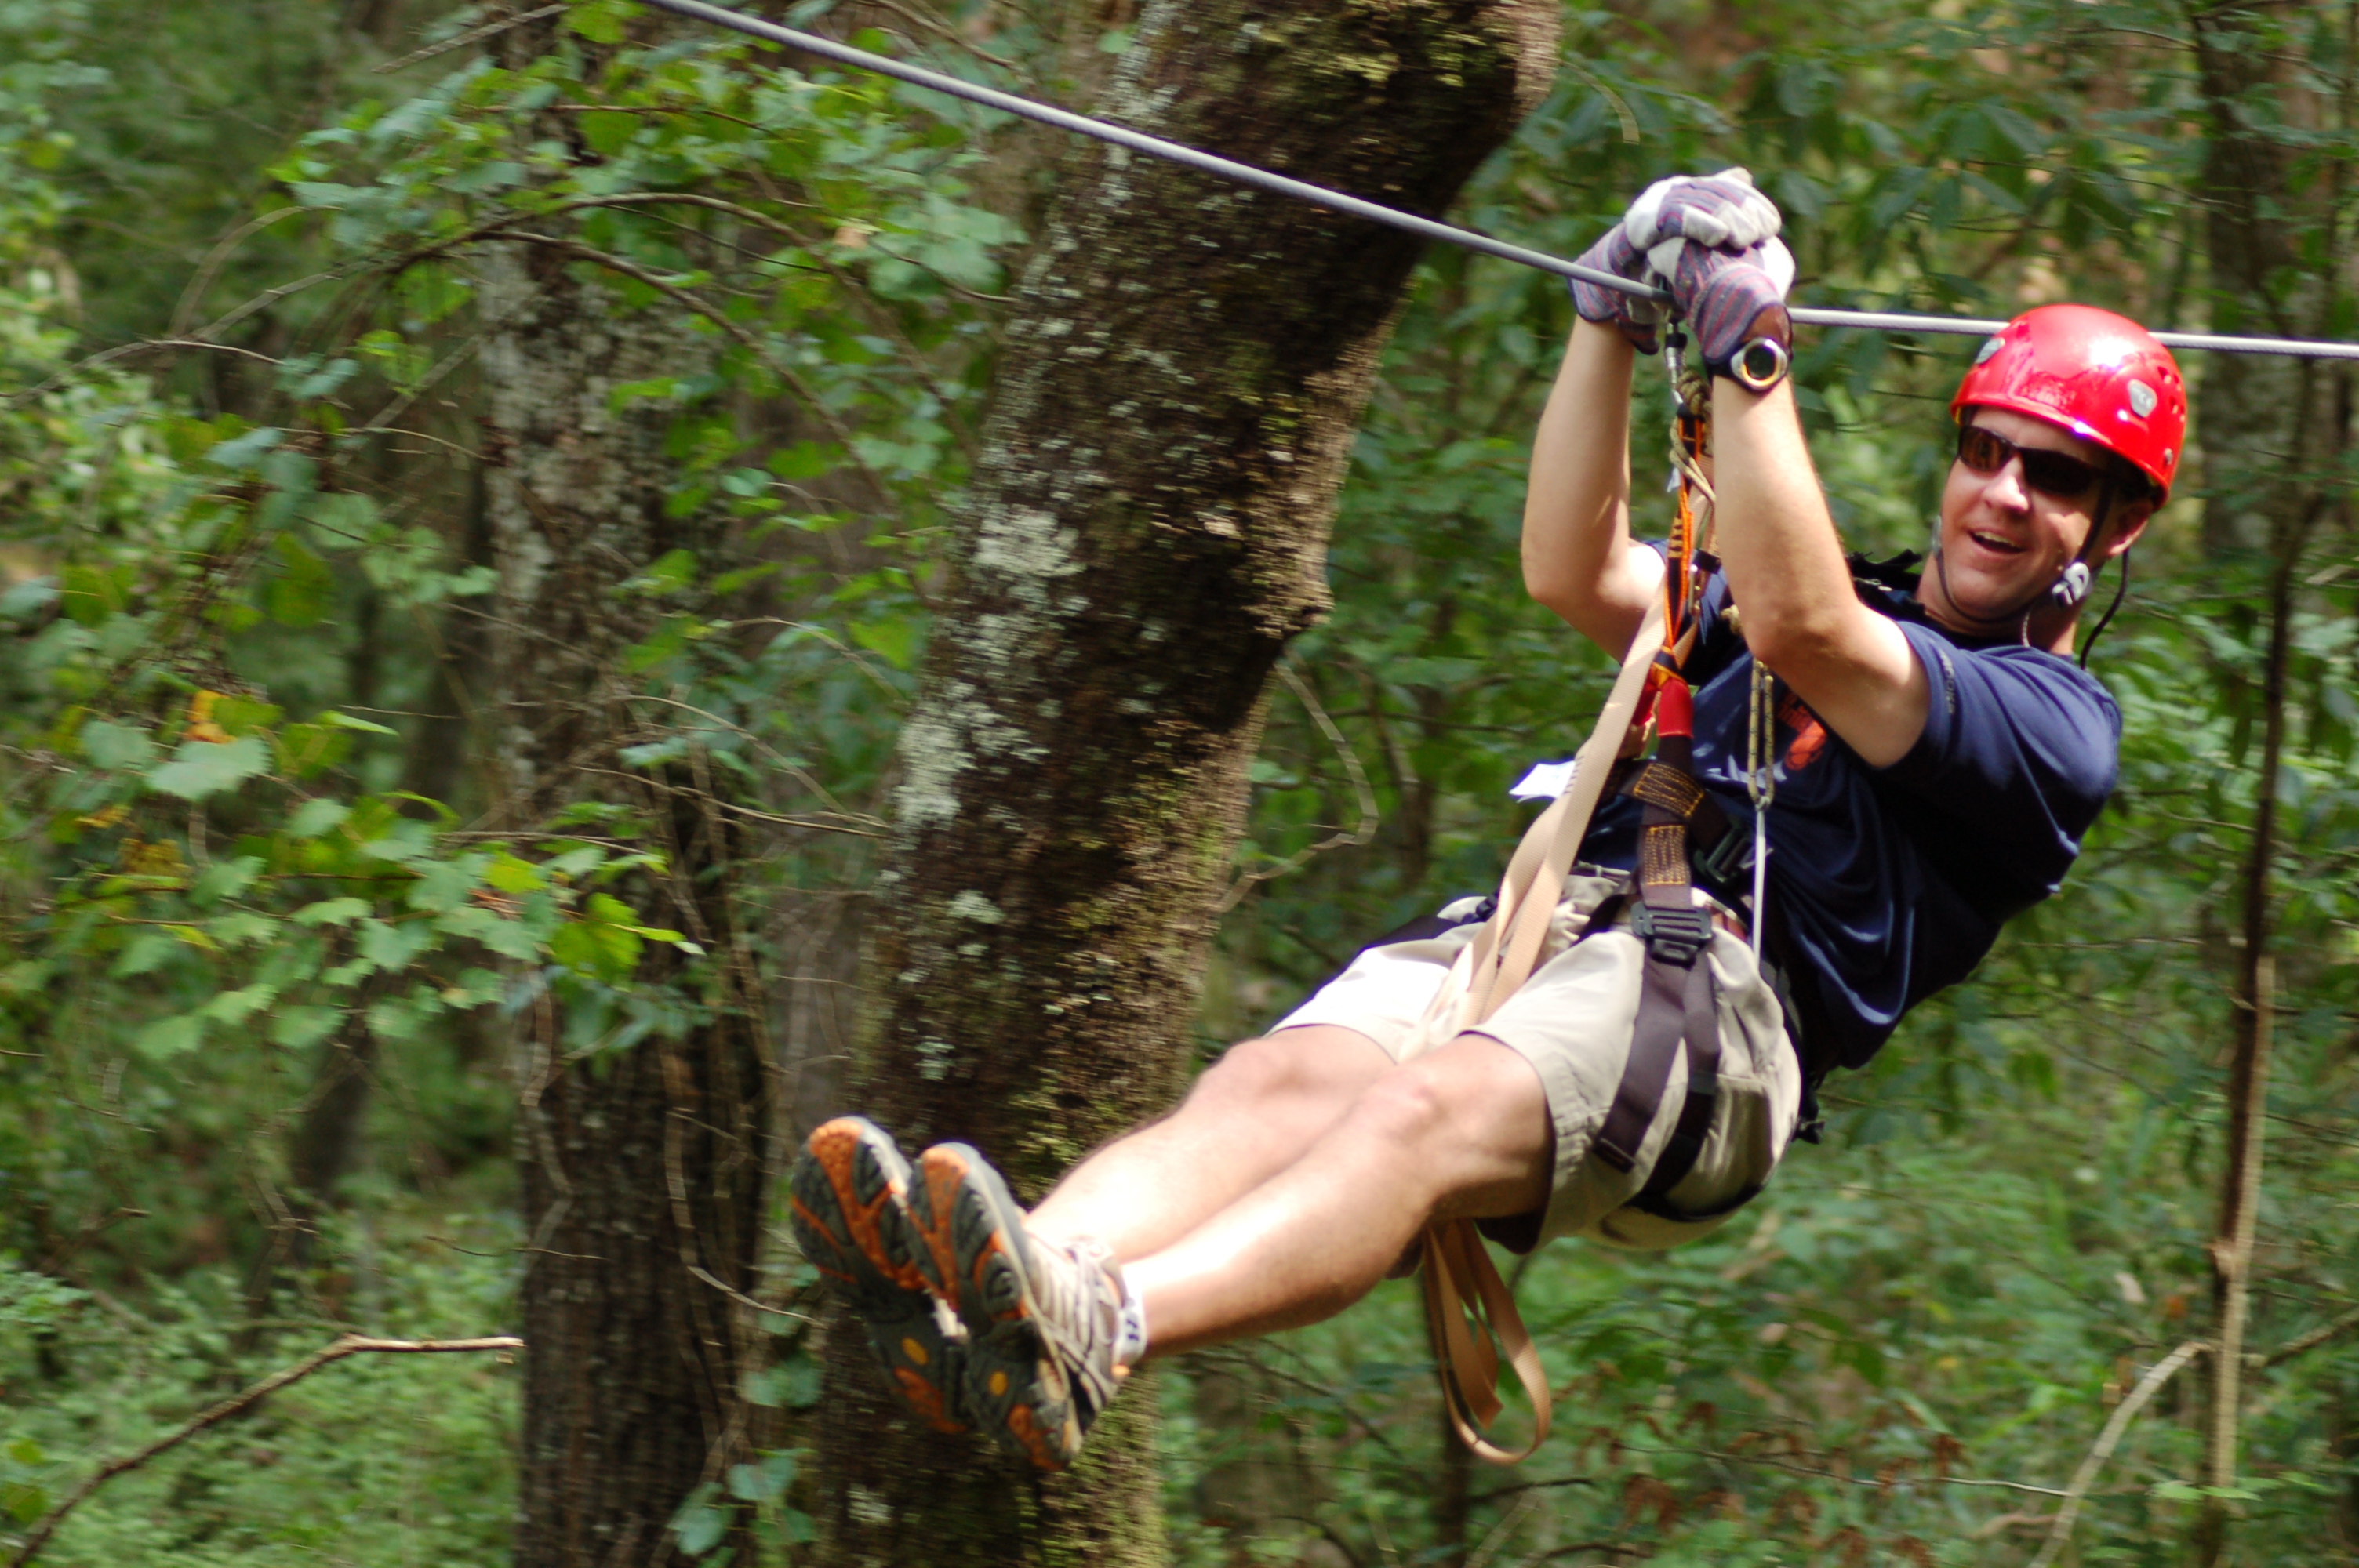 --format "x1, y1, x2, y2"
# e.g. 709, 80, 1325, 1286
792, 170, 2184, 1470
